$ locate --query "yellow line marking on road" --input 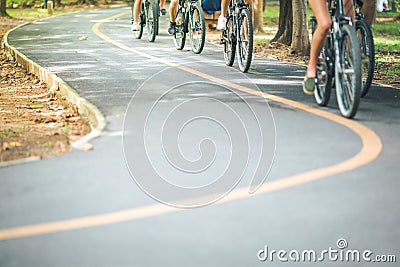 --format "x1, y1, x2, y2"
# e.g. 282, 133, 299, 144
0, 11, 382, 241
